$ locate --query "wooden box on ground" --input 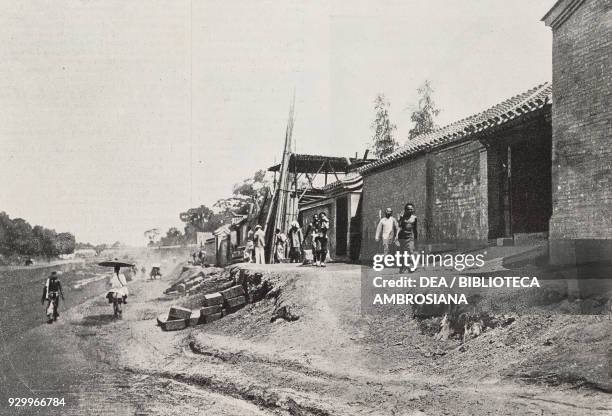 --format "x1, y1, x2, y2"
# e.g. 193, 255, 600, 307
203, 292, 224, 306
168, 306, 192, 320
